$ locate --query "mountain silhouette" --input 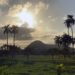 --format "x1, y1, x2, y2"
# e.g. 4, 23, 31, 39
25, 40, 57, 55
